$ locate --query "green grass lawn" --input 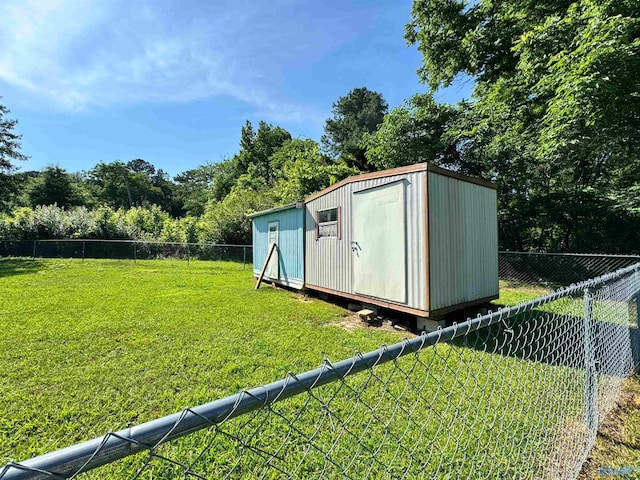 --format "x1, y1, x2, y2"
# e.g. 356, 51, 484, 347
0, 258, 587, 478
